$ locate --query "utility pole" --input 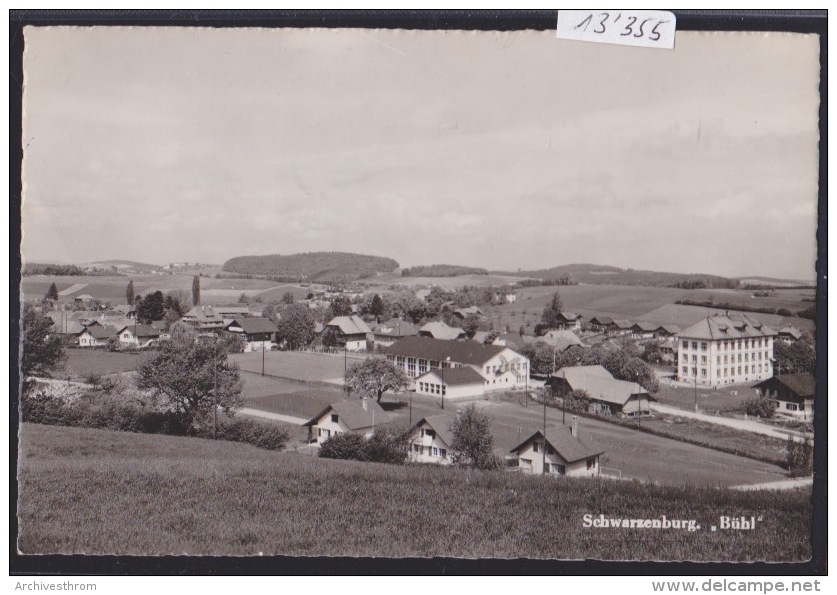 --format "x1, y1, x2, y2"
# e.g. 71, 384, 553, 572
213, 337, 218, 440
262, 337, 265, 376
694, 372, 698, 413
562, 369, 566, 425
542, 389, 547, 475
